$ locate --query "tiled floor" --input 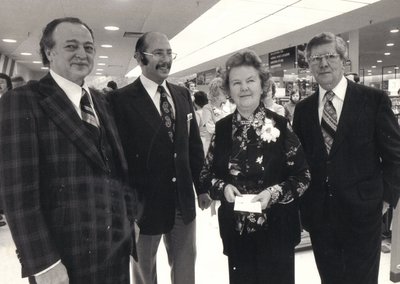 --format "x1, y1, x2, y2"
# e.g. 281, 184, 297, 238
0, 210, 395, 284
